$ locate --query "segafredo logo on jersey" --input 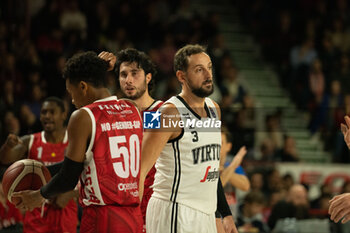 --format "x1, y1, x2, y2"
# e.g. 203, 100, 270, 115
143, 111, 161, 129
200, 166, 219, 182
